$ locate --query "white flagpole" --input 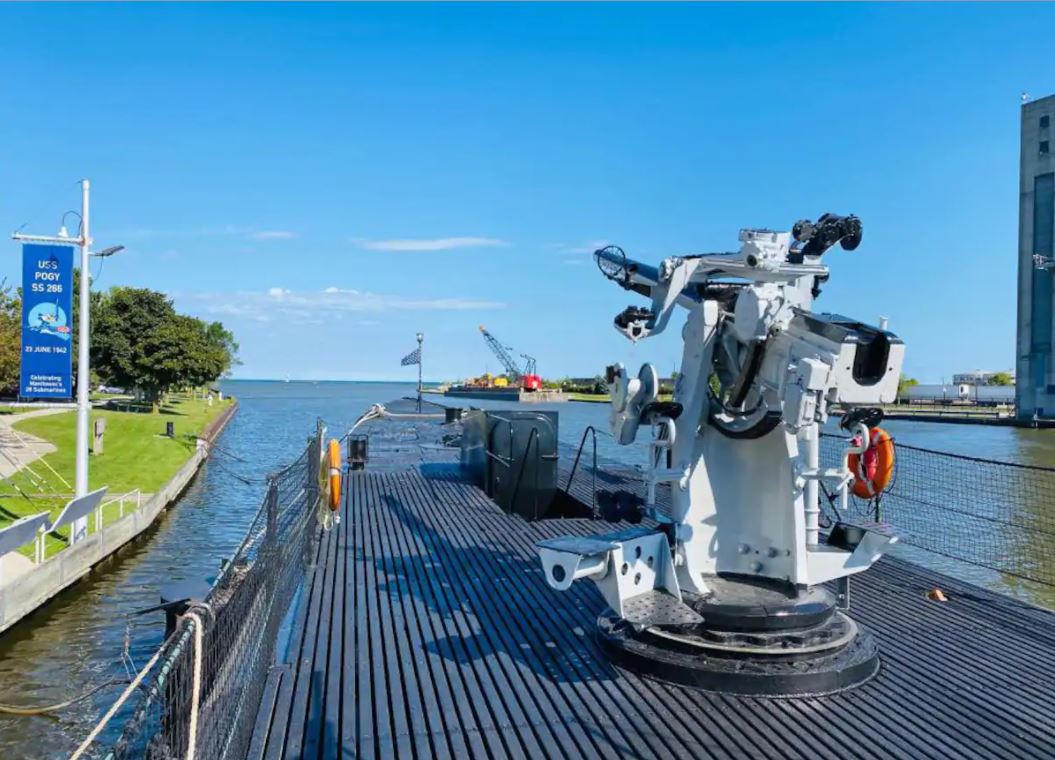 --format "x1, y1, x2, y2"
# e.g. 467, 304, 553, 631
416, 332, 424, 411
